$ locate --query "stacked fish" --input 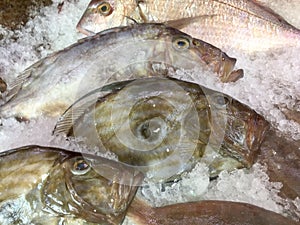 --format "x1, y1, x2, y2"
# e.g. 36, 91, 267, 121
0, 0, 299, 224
